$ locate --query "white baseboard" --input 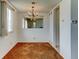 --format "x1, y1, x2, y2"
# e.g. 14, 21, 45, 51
1, 41, 17, 59
49, 41, 64, 58
17, 40, 49, 43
